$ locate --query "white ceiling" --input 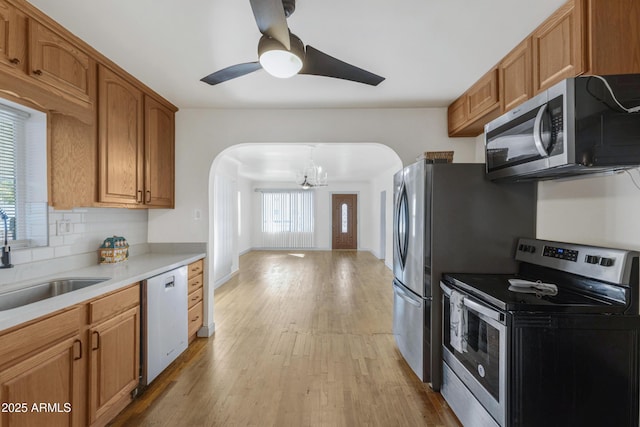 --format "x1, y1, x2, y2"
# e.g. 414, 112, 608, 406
26, 0, 566, 182
223, 143, 401, 182
28, 0, 566, 110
